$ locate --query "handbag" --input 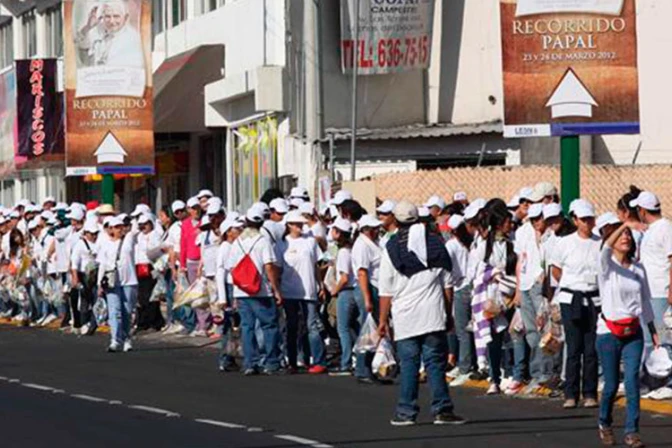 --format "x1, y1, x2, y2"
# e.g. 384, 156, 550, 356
602, 314, 640, 339
136, 263, 152, 279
